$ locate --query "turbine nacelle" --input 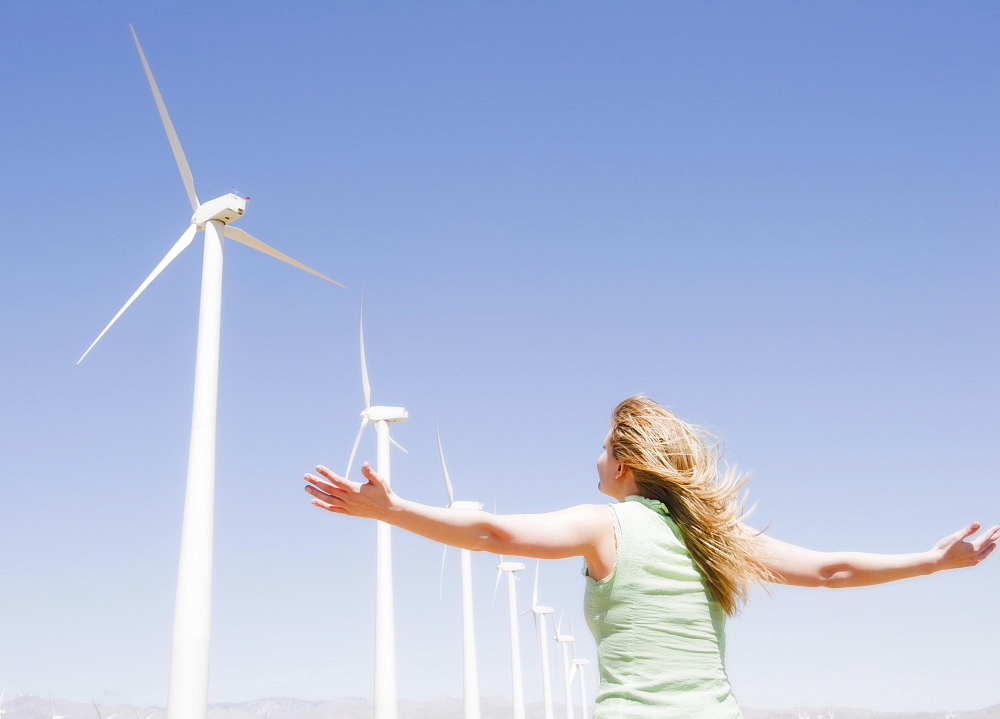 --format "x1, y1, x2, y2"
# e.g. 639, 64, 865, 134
527, 605, 553, 615
498, 560, 526, 573
191, 193, 246, 227
449, 500, 484, 511
570, 656, 590, 681
362, 406, 408, 423
554, 616, 575, 643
